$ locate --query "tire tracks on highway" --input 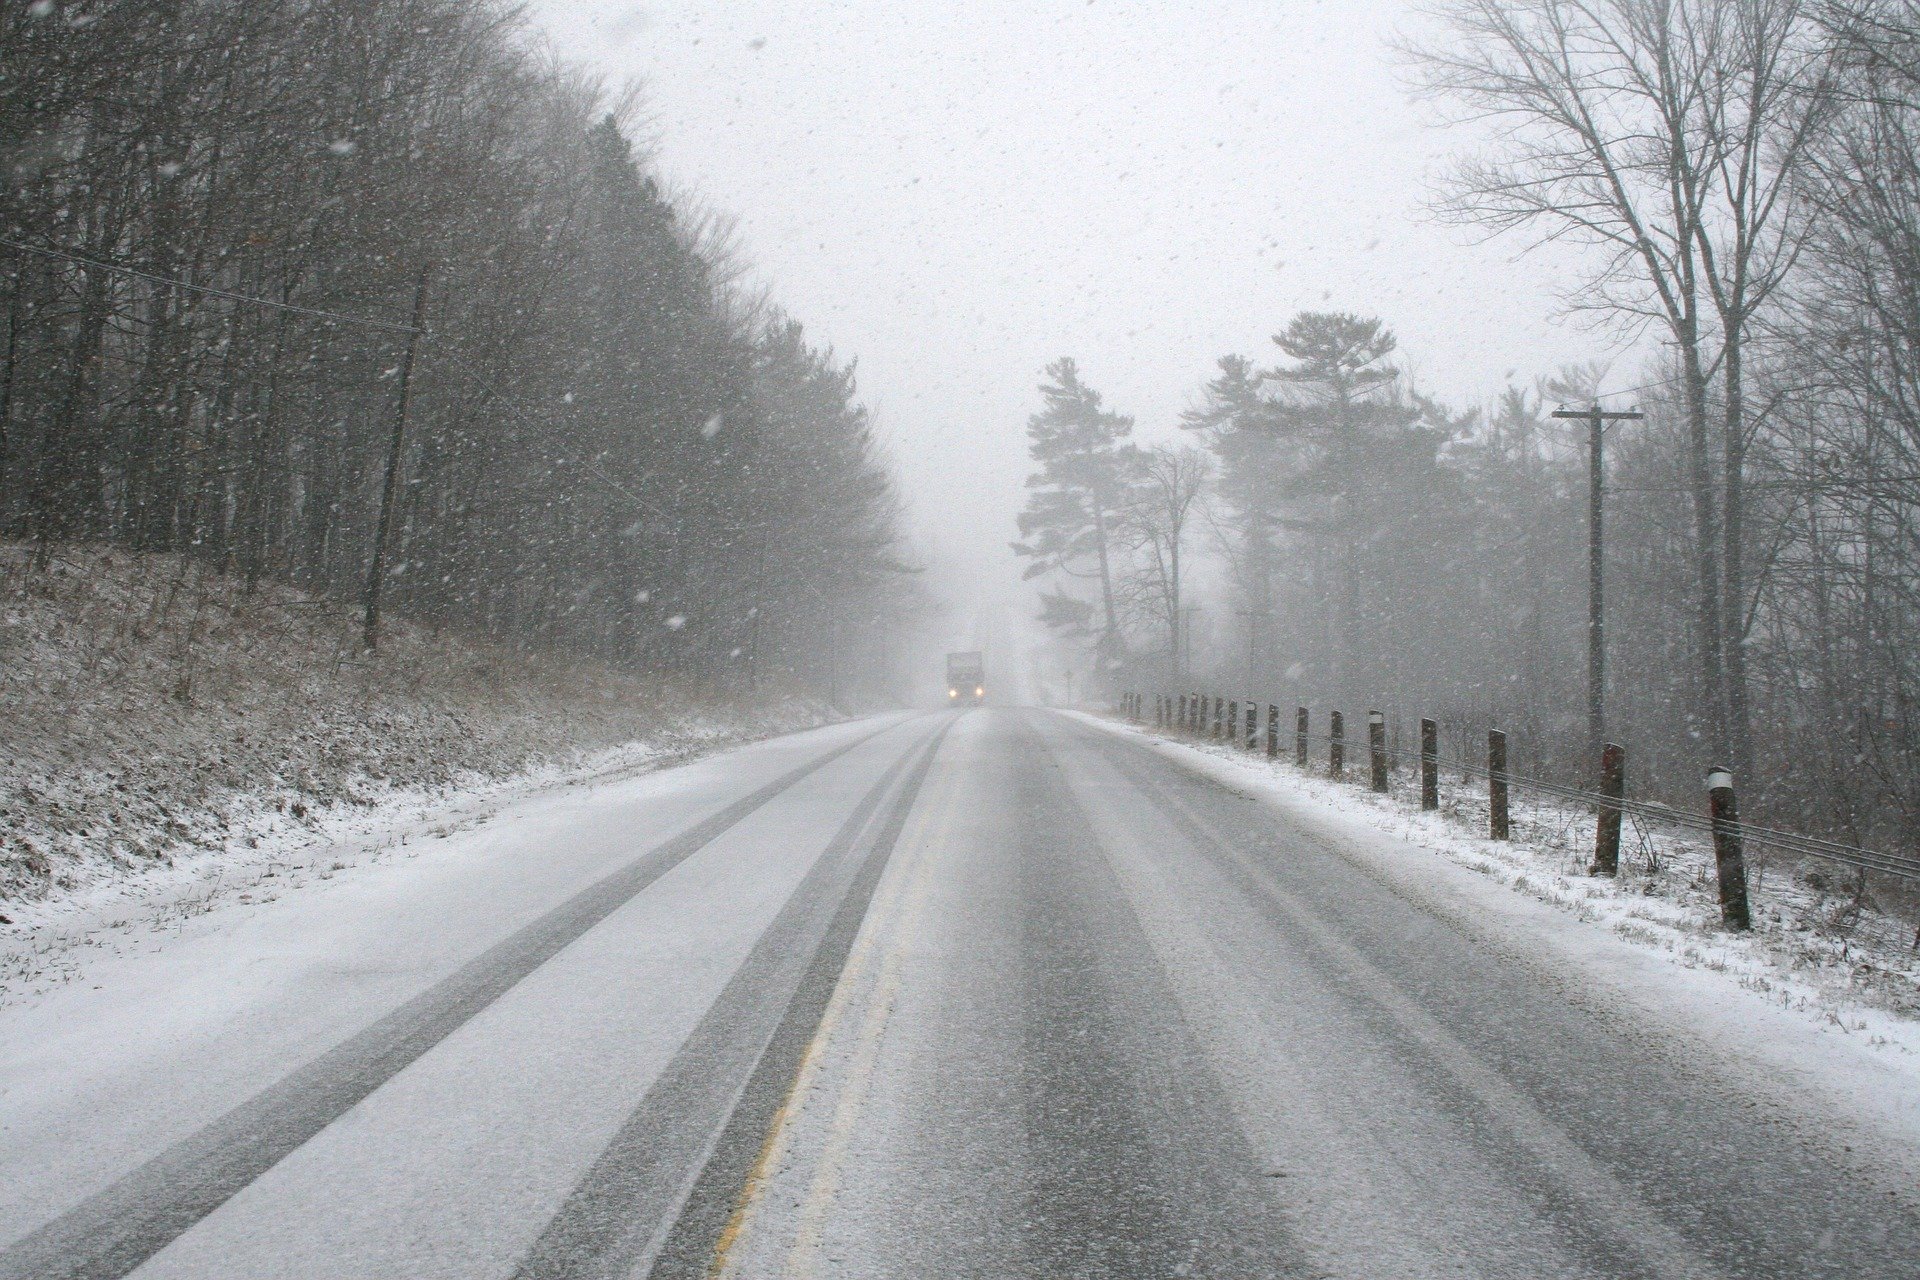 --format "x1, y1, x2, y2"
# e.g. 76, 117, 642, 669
0, 720, 907, 1280
510, 715, 954, 1280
